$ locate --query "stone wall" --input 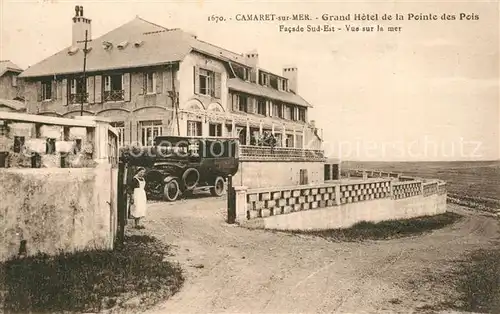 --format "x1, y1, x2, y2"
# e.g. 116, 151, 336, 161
235, 175, 447, 231
0, 163, 117, 261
